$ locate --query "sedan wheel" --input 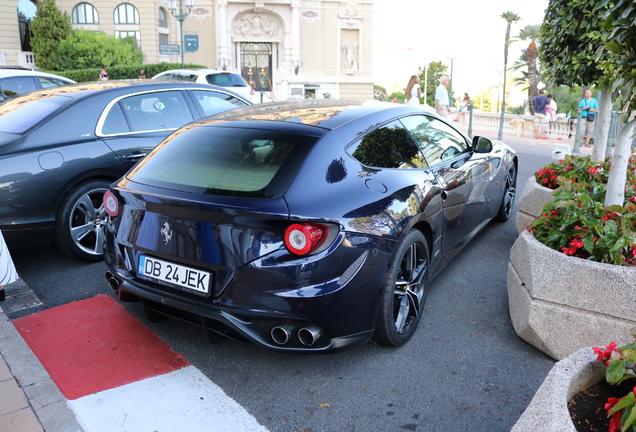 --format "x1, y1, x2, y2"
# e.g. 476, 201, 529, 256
374, 230, 429, 347
55, 179, 111, 261
495, 164, 517, 222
